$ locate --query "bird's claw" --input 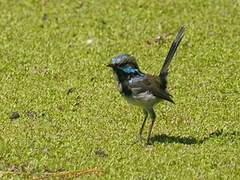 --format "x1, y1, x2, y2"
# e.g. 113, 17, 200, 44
146, 139, 153, 146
